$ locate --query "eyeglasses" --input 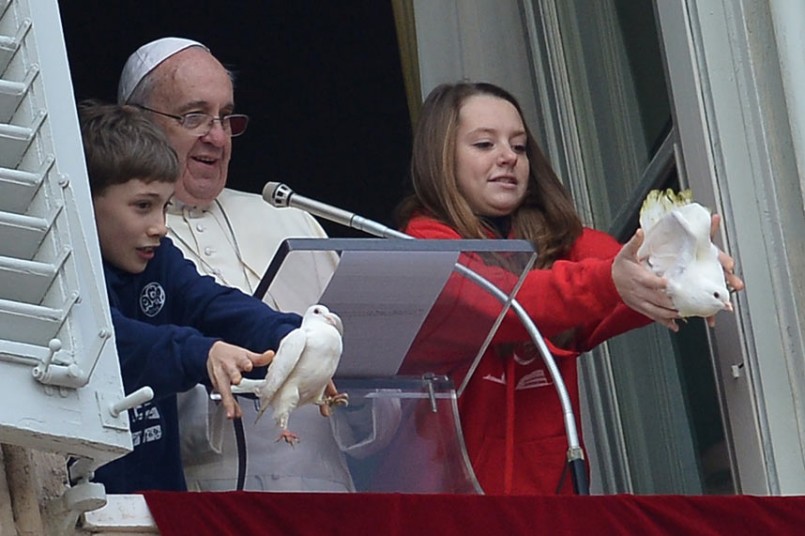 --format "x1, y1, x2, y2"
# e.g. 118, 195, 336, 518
134, 104, 249, 137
